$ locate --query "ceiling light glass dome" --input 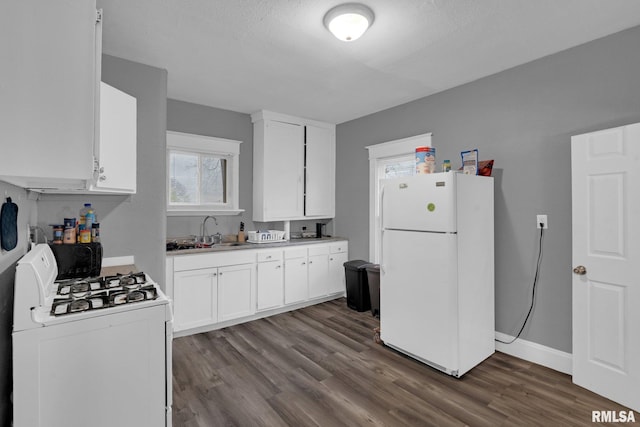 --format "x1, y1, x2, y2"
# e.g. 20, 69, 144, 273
324, 3, 375, 42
